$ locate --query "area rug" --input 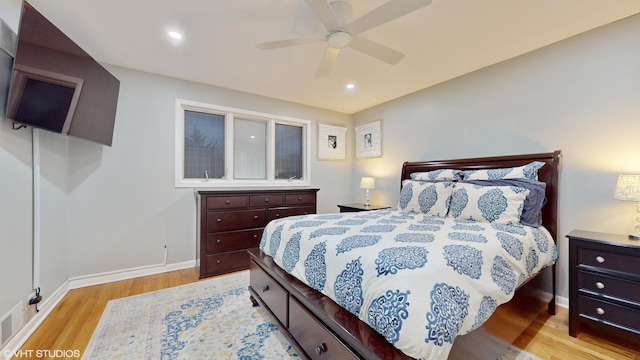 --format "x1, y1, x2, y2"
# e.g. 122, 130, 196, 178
83, 270, 539, 360
82, 271, 296, 360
